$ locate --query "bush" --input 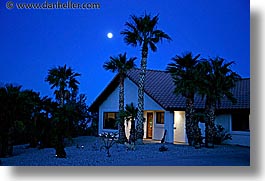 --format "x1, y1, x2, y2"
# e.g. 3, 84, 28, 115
214, 124, 232, 144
